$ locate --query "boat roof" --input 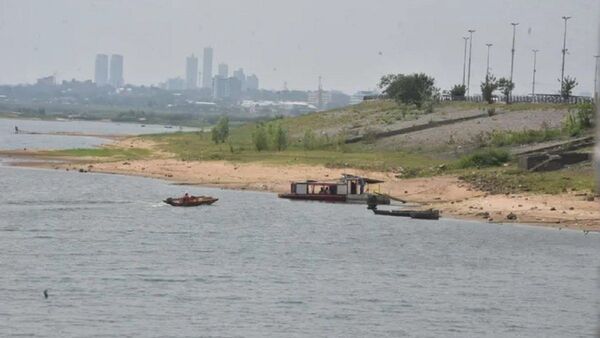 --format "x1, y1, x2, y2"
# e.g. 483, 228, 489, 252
341, 173, 385, 184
